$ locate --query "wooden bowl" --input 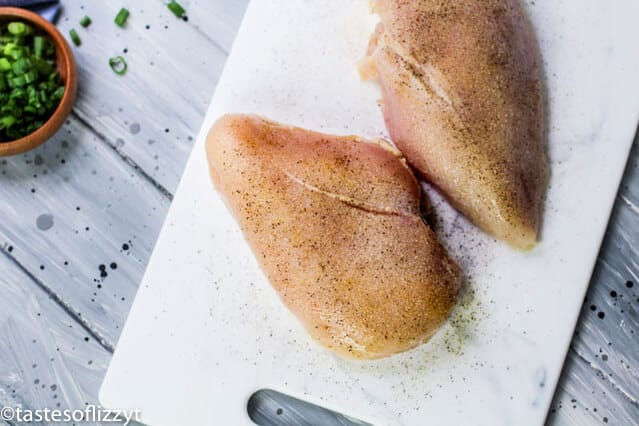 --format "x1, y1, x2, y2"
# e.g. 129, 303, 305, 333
0, 7, 77, 157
